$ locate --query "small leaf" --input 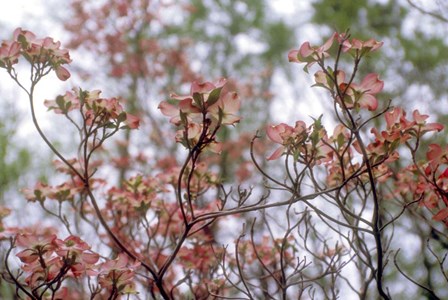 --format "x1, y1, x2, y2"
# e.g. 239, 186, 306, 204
65, 101, 72, 111
105, 122, 116, 129
192, 93, 203, 108
207, 87, 223, 106
55, 95, 65, 109
117, 112, 127, 123
17, 34, 28, 47
336, 133, 345, 149
179, 111, 188, 126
